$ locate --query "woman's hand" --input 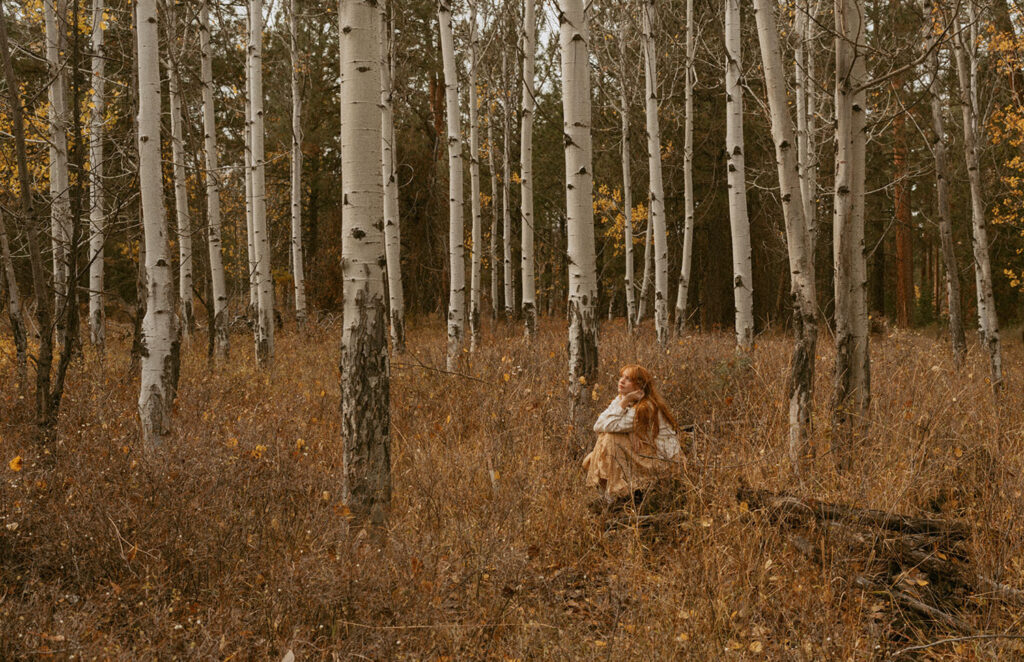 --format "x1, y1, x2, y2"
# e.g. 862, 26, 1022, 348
620, 389, 644, 407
